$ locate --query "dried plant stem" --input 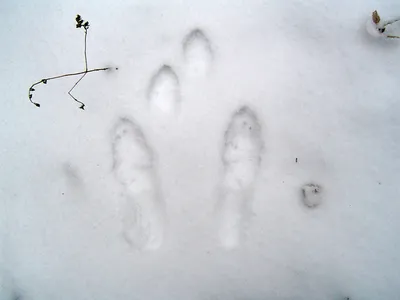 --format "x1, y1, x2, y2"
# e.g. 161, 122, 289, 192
68, 73, 87, 109
84, 28, 88, 71
28, 67, 109, 108
28, 15, 114, 109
